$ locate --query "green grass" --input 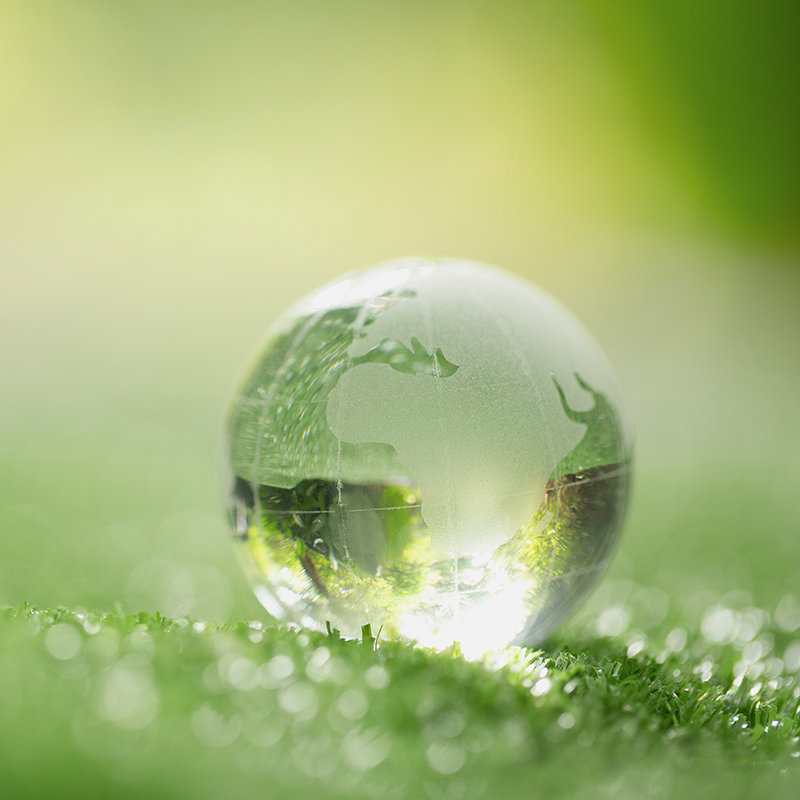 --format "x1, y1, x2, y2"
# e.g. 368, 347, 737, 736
3, 596, 800, 799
